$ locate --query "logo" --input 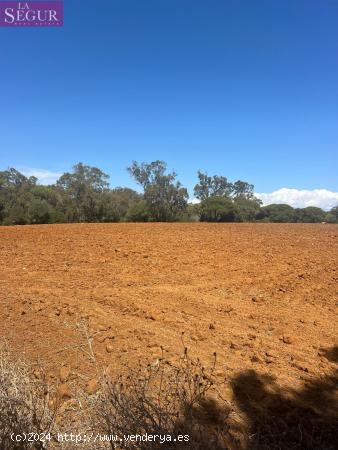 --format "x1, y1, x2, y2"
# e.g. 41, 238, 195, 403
0, 2, 63, 27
